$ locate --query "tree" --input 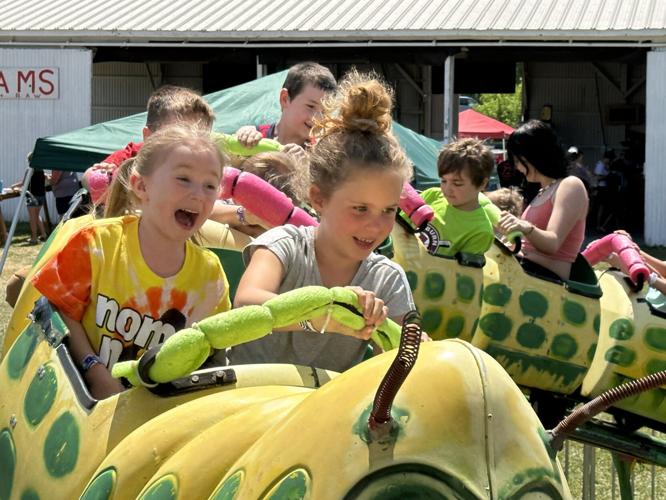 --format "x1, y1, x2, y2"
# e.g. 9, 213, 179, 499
474, 80, 523, 127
